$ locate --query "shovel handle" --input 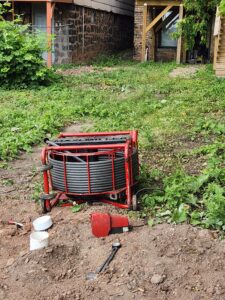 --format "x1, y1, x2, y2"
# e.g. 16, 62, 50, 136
97, 247, 119, 273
